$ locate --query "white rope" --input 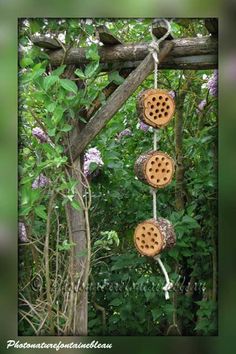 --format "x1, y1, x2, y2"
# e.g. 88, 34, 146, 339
154, 255, 173, 300
149, 19, 173, 300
